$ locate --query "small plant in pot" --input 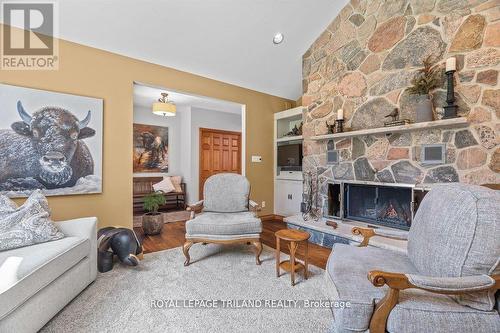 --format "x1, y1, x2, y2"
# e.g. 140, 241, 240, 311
142, 192, 166, 235
407, 56, 441, 123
